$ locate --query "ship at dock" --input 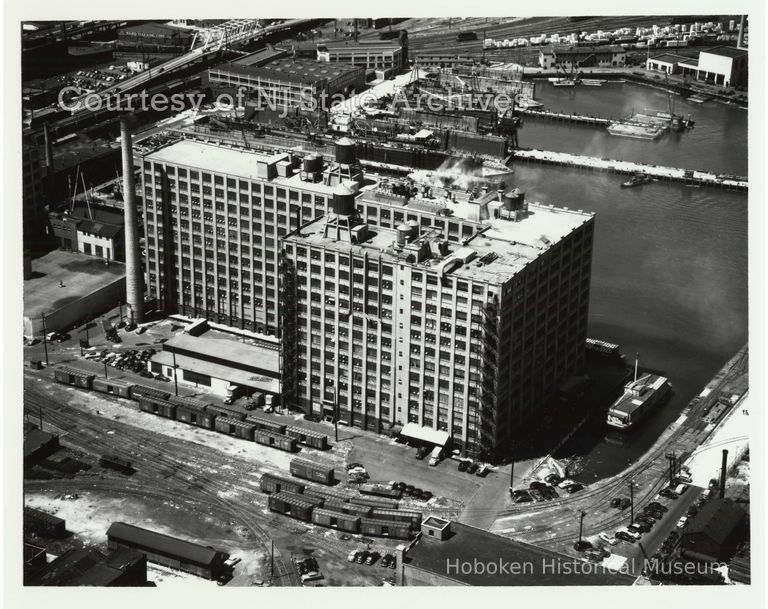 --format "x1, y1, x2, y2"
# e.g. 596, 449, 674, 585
606, 371, 672, 430
607, 82, 694, 140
